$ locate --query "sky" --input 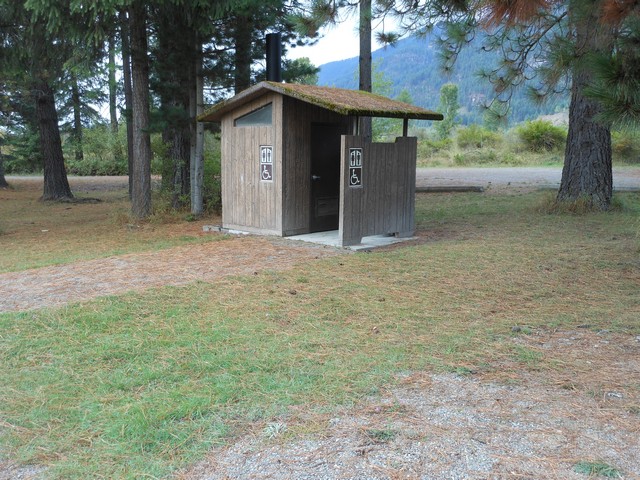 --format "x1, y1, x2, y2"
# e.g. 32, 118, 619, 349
287, 13, 397, 66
